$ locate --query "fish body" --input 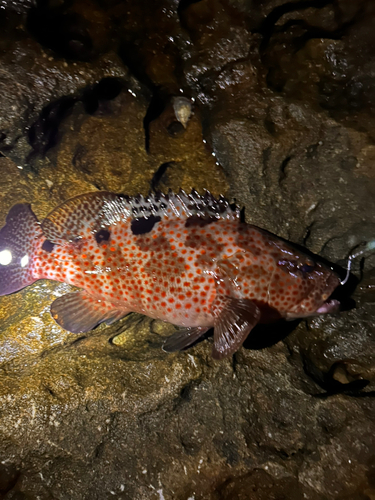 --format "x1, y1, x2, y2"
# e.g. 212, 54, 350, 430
0, 191, 340, 359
